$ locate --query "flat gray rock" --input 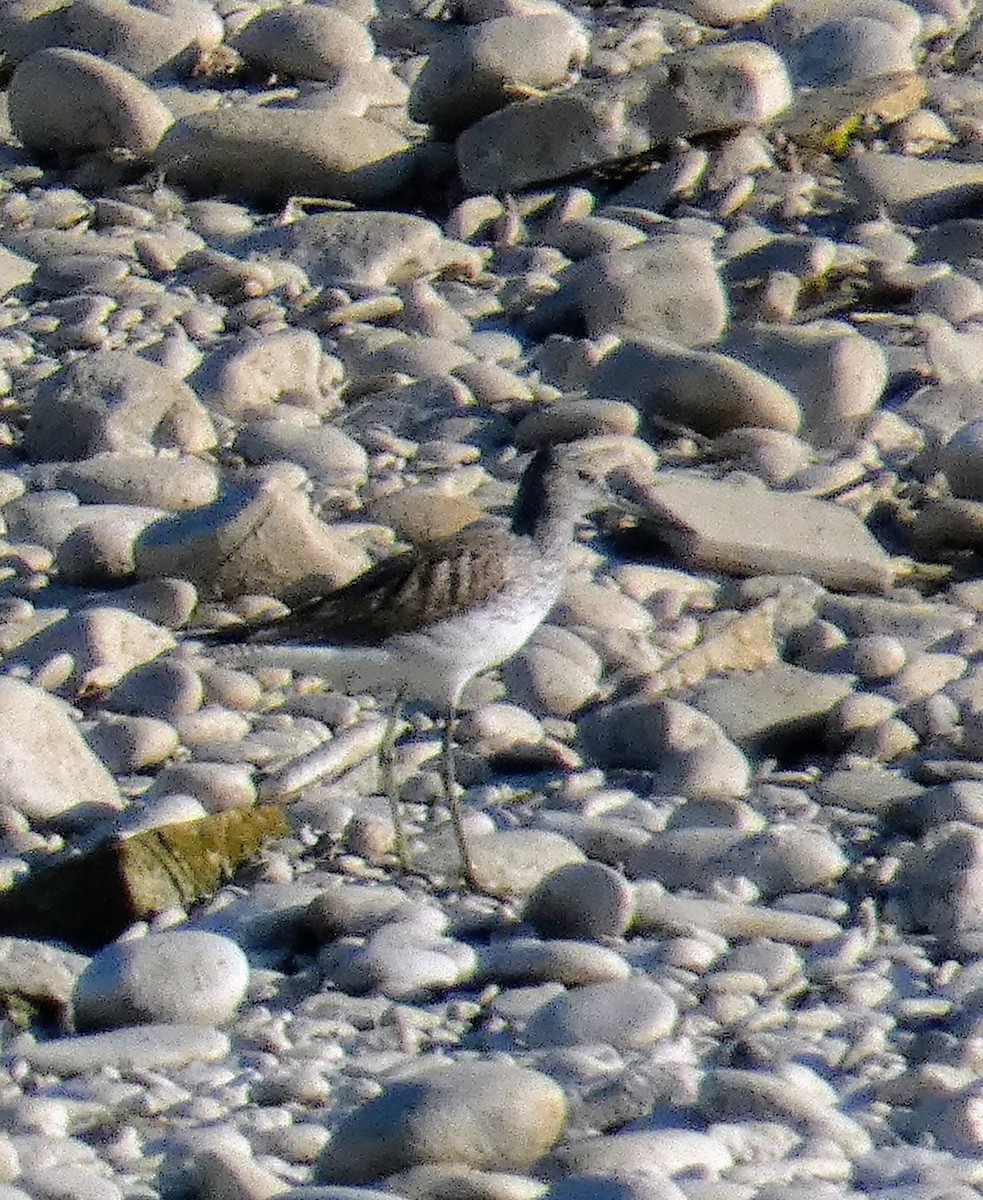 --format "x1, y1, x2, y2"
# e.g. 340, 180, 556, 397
156, 107, 414, 206
17, 1025, 231, 1076
0, 679, 122, 821
457, 41, 791, 193
634, 472, 894, 591
689, 663, 855, 752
